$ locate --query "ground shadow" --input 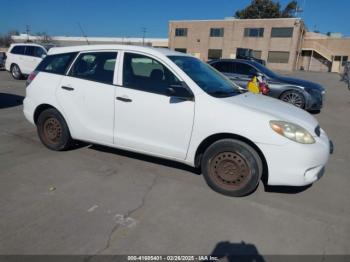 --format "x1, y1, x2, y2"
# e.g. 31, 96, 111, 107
89, 144, 201, 175
0, 93, 24, 109
309, 110, 321, 115
263, 184, 312, 194
209, 241, 265, 262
